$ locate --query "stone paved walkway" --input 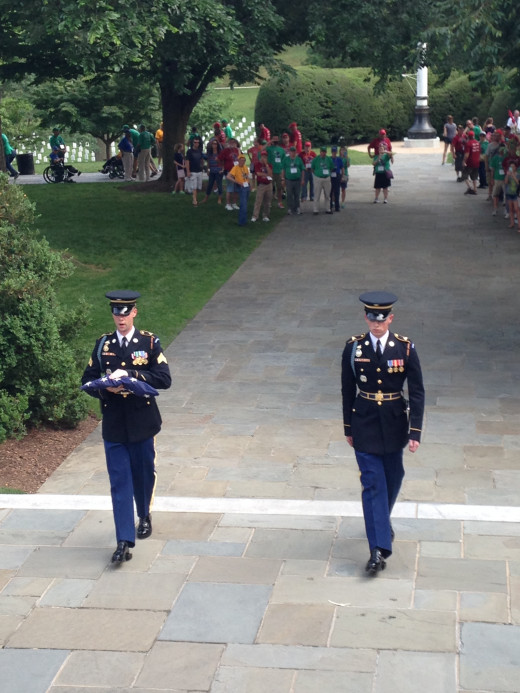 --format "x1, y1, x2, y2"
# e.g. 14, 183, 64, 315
1, 144, 520, 692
